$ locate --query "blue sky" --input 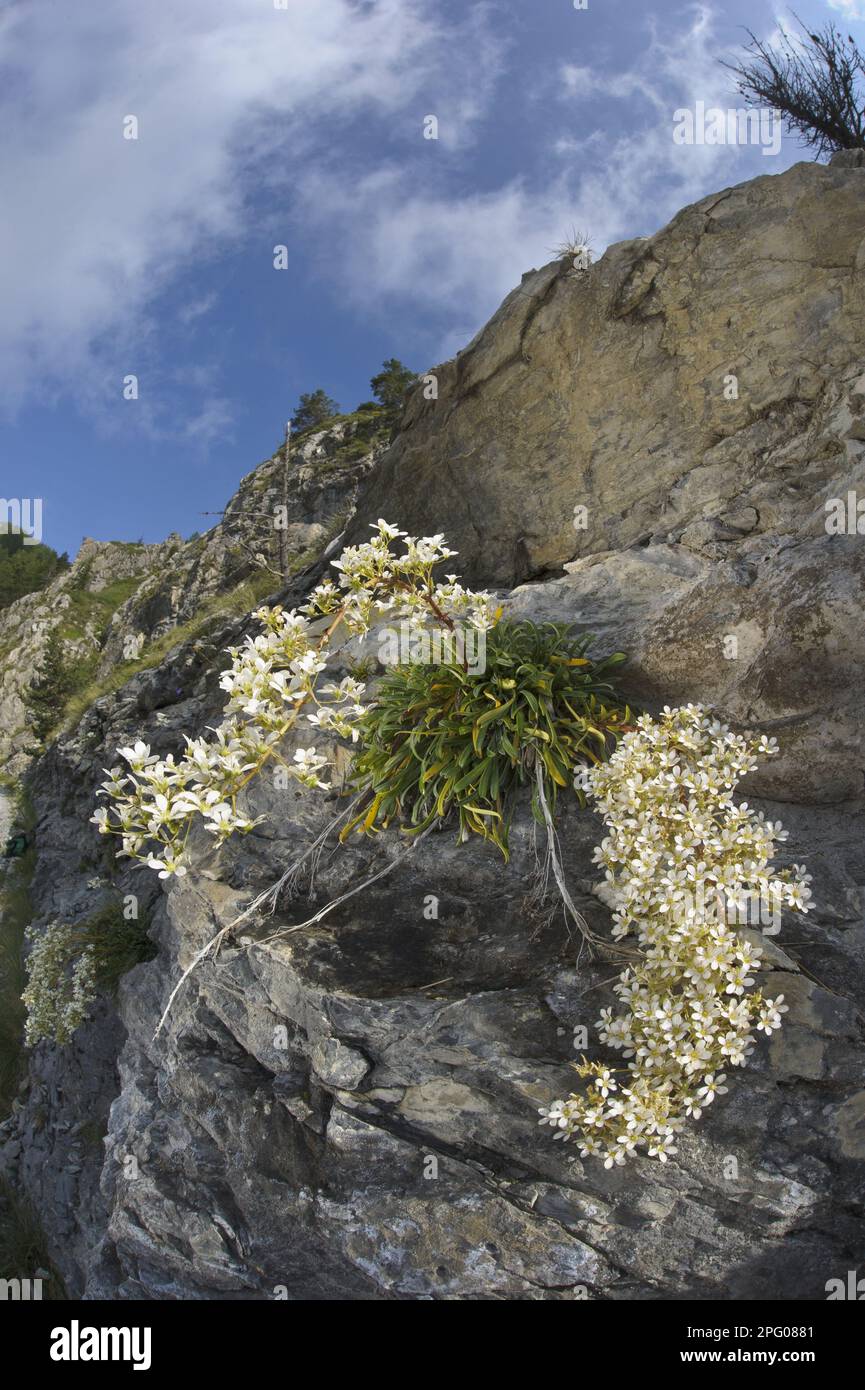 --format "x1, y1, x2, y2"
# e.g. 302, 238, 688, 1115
0, 0, 859, 559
